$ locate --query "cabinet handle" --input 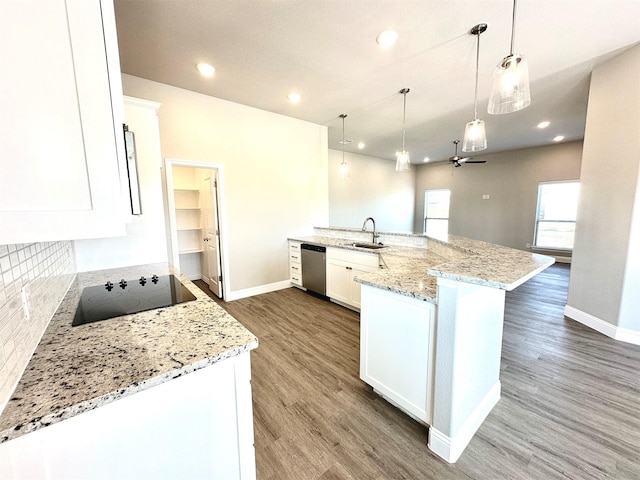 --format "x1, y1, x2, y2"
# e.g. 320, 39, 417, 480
291, 255, 298, 260
292, 266, 299, 270
346, 266, 352, 270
